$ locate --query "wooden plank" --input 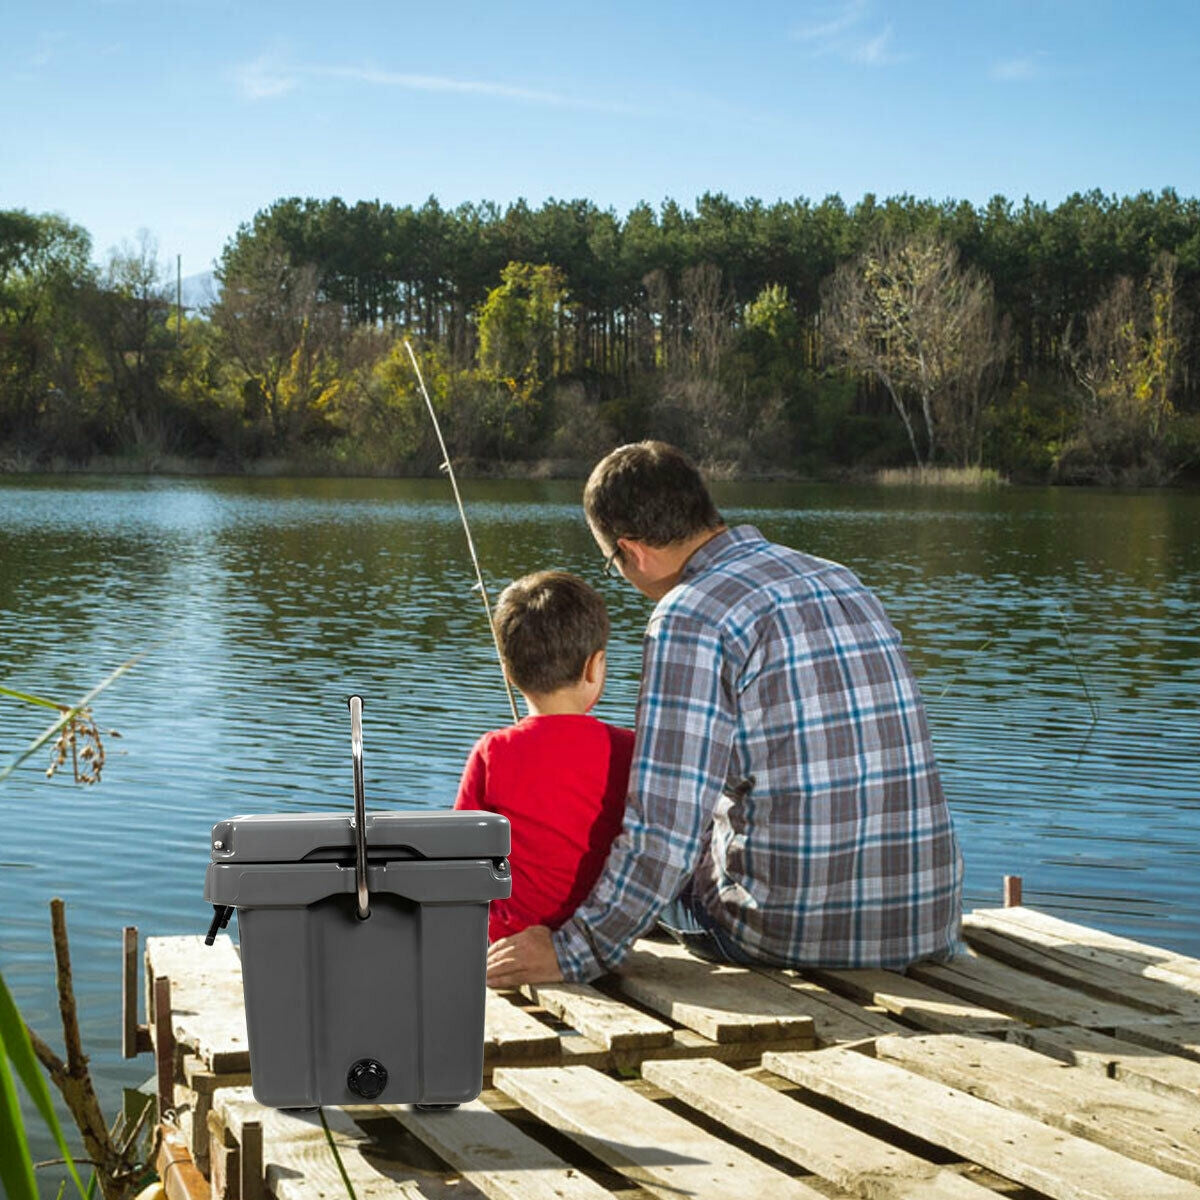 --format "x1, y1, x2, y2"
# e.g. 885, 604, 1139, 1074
183, 1053, 252, 1095
963, 918, 1200, 1016
484, 990, 562, 1061
555, 1024, 816, 1072
752, 966, 911, 1044
156, 1123, 210, 1200
1108, 1019, 1200, 1063
207, 1108, 238, 1200
123, 925, 140, 1058
1009, 1025, 1200, 1106
874, 1032, 1200, 1184
764, 1045, 1200, 1200
147, 935, 251, 1073
612, 939, 816, 1044
382, 1098, 620, 1200
968, 907, 1200, 993
240, 1120, 263, 1200
493, 1064, 832, 1200
215, 1087, 434, 1200
643, 1057, 999, 1199
806, 967, 1024, 1035
524, 981, 674, 1051
907, 951, 1153, 1028
155, 975, 175, 1120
